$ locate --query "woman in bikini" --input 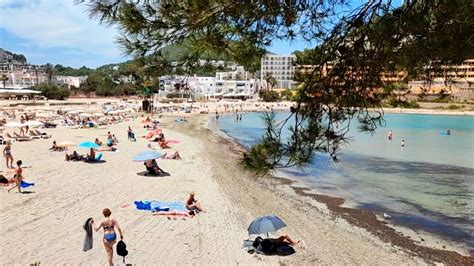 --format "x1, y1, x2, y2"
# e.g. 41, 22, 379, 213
92, 208, 123, 266
3, 141, 14, 169
7, 160, 23, 193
